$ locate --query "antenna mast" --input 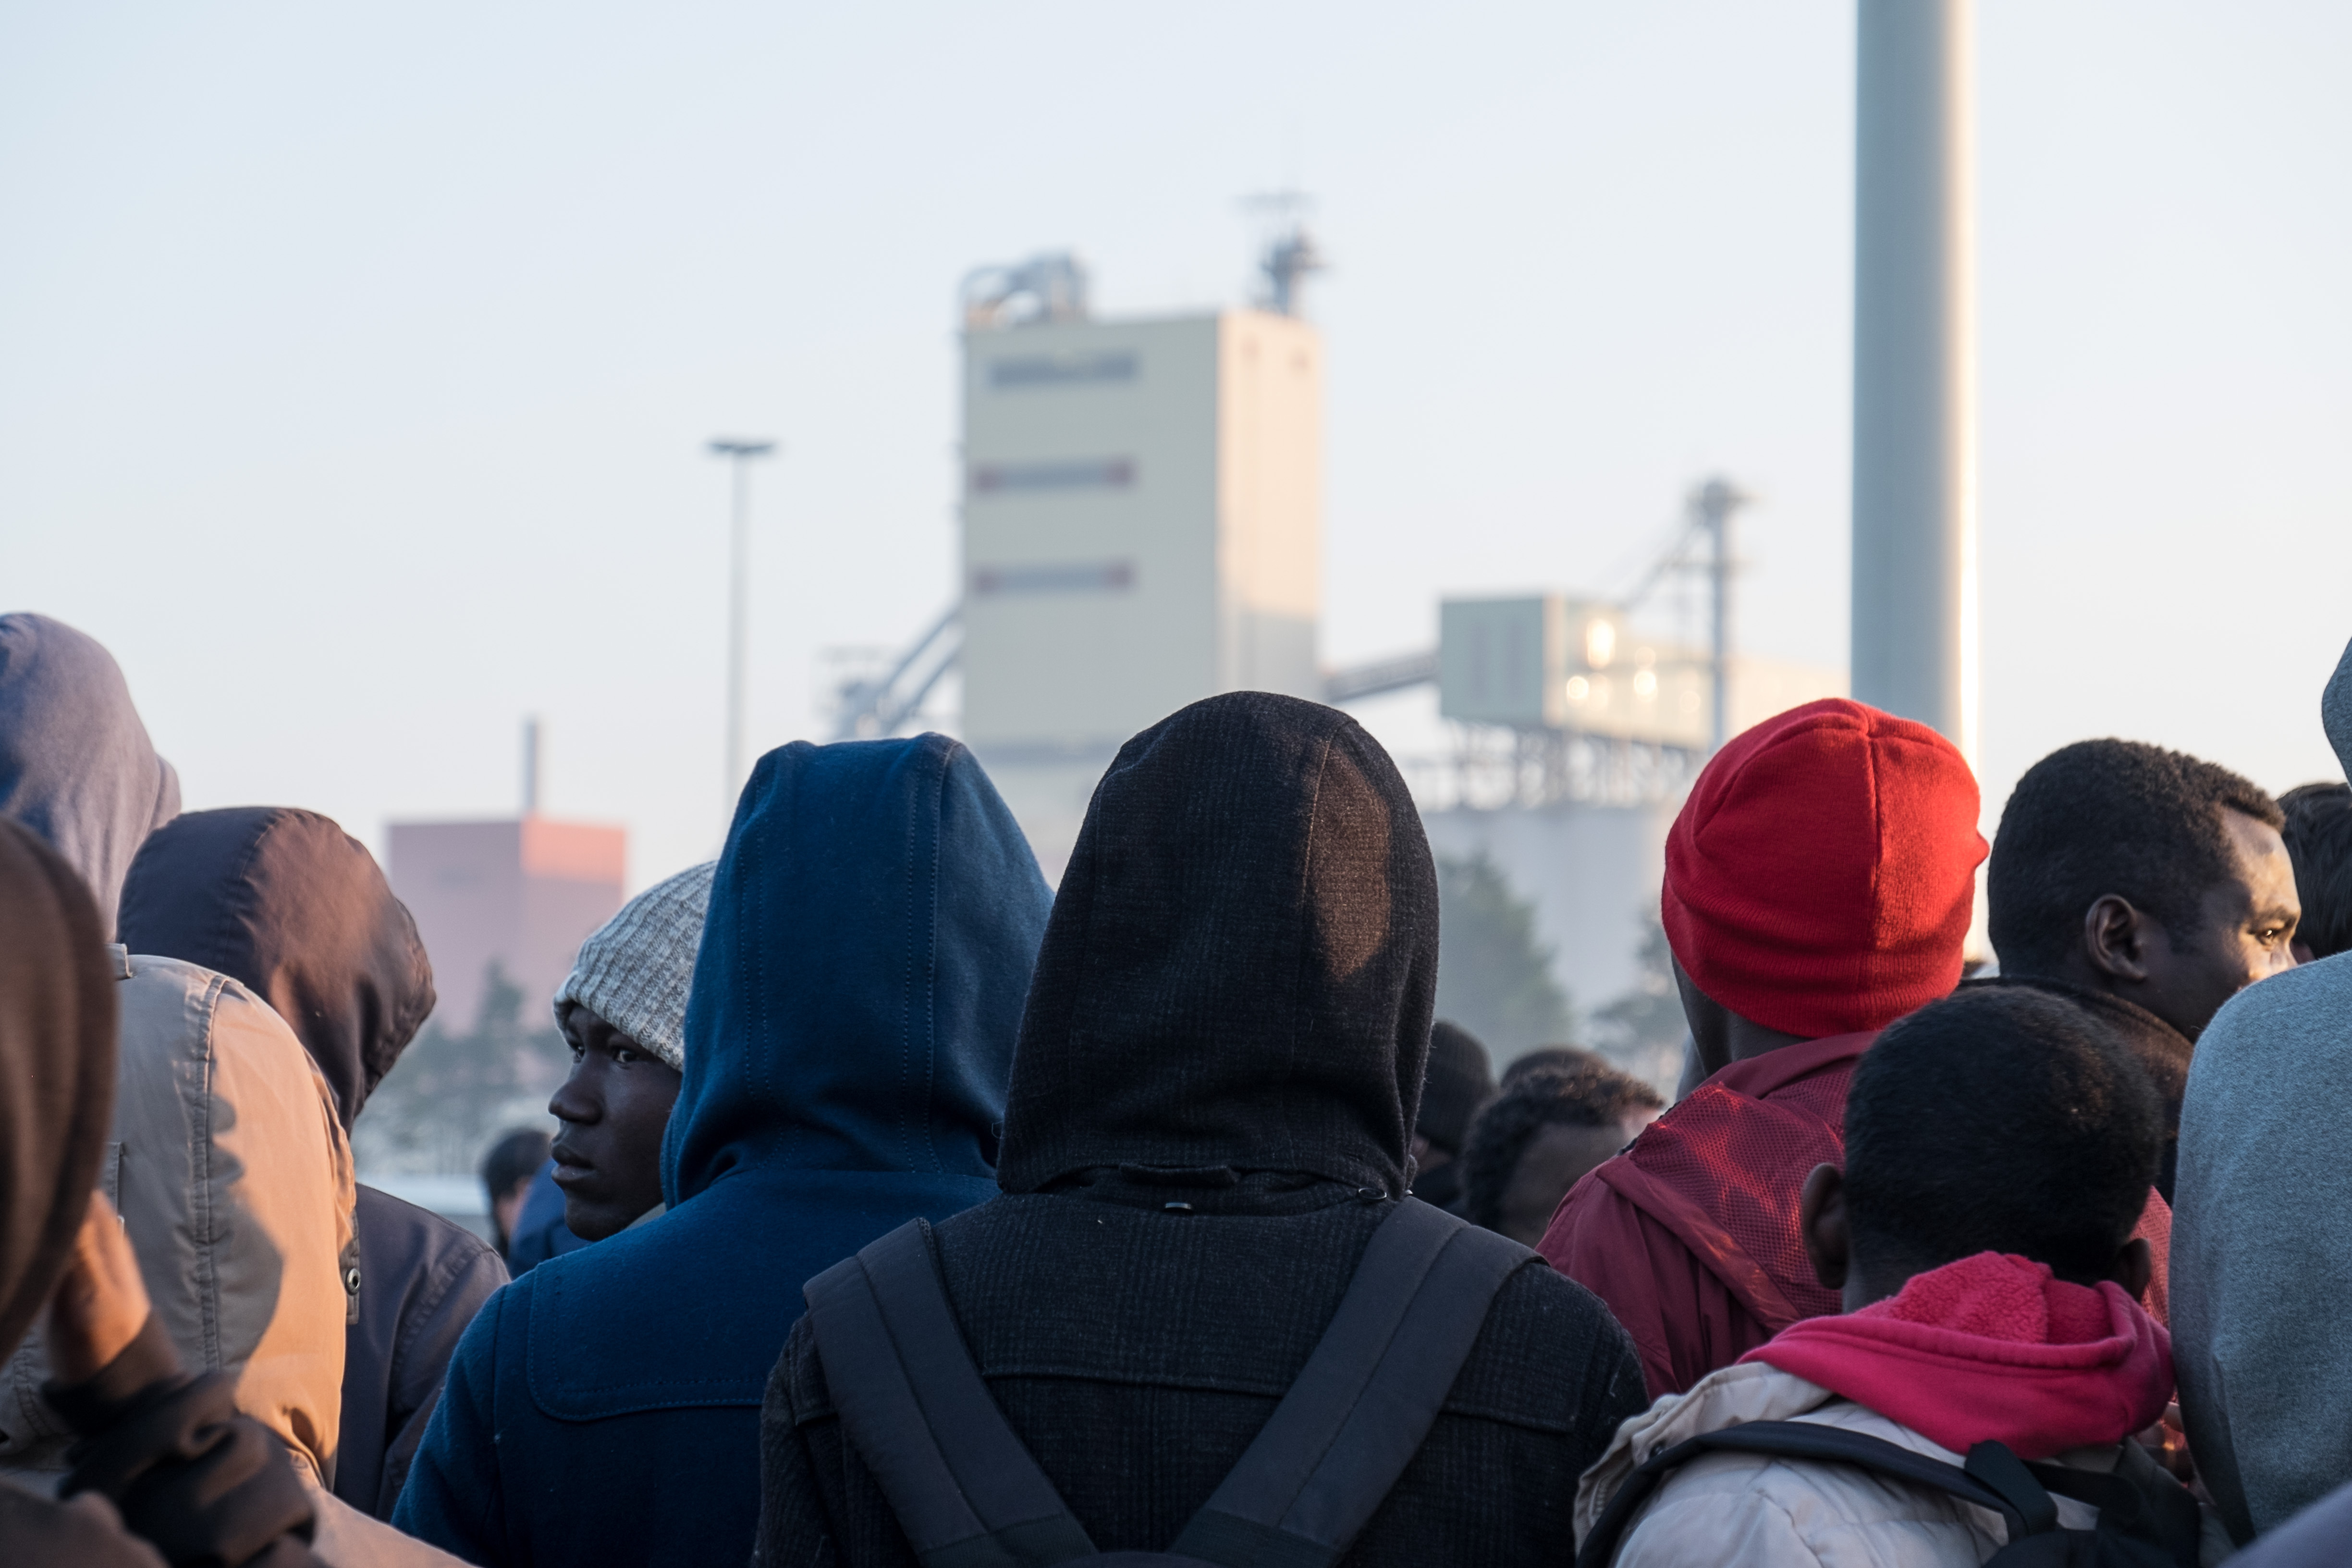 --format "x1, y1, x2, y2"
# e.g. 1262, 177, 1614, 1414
1244, 191, 1327, 316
